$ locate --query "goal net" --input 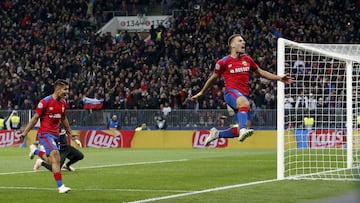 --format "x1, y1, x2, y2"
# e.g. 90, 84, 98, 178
277, 38, 360, 181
